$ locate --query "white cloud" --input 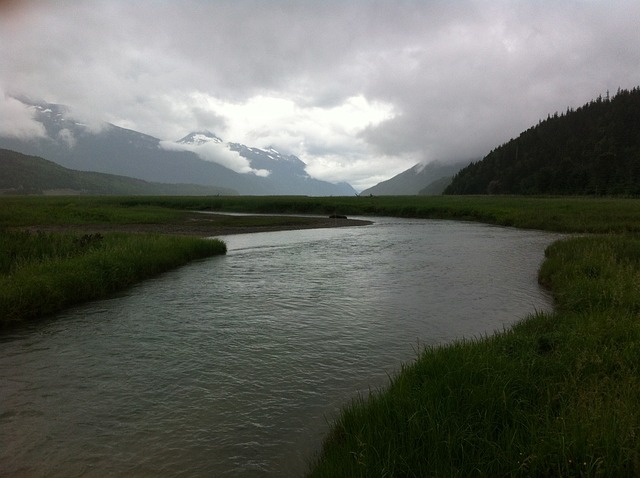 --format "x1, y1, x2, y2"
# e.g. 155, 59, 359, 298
159, 140, 270, 177
303, 152, 418, 192
179, 92, 397, 189
0, 92, 47, 139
